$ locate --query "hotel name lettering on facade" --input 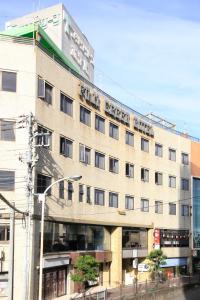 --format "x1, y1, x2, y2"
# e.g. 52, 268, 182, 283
79, 84, 100, 110
105, 100, 130, 126
134, 117, 154, 137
